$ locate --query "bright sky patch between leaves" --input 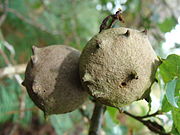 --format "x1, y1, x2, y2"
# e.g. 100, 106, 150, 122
163, 17, 180, 56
